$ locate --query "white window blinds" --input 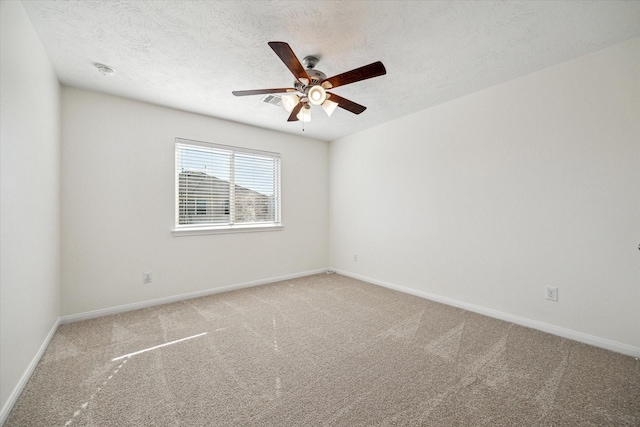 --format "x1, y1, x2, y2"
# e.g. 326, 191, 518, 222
175, 138, 281, 230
